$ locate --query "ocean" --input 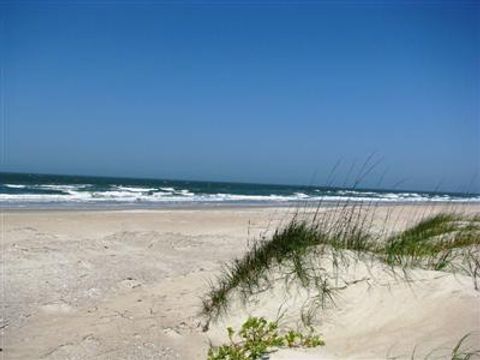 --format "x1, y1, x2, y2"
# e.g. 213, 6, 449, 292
0, 172, 478, 208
